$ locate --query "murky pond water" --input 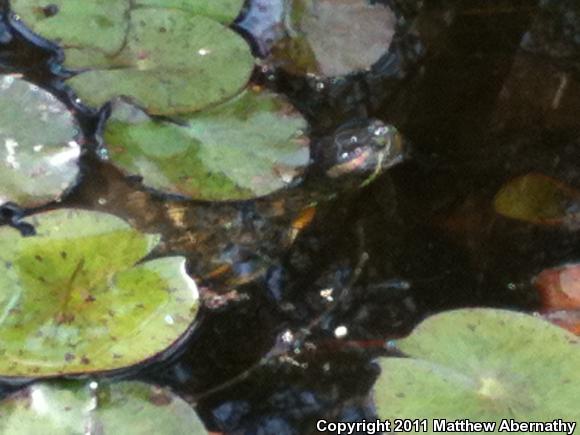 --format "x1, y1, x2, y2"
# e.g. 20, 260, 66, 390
1, 0, 580, 433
